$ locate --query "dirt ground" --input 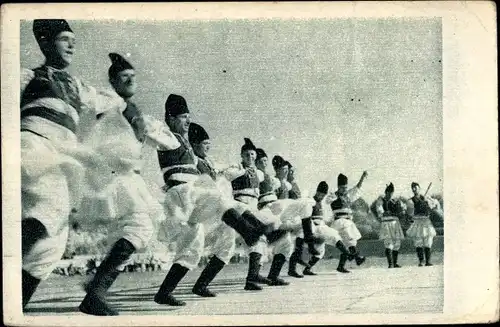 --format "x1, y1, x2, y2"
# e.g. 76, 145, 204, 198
24, 252, 443, 316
